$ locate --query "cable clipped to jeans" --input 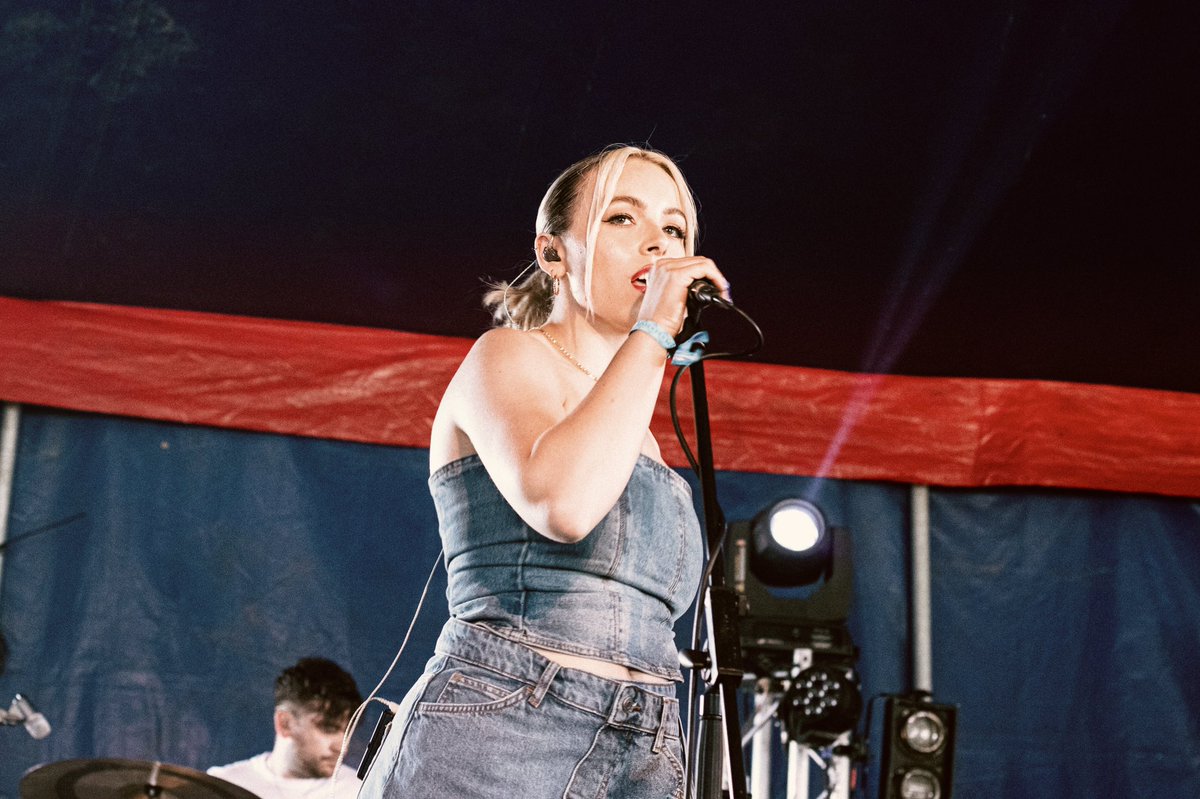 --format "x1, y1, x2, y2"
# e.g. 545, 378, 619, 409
330, 548, 444, 785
